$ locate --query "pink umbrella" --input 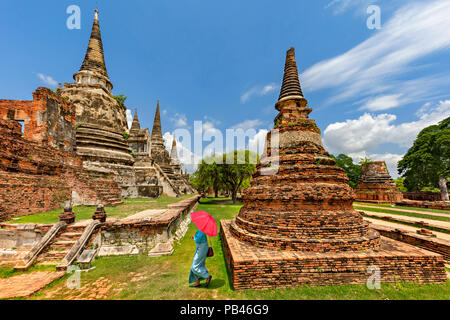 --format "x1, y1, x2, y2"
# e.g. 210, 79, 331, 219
190, 211, 217, 237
